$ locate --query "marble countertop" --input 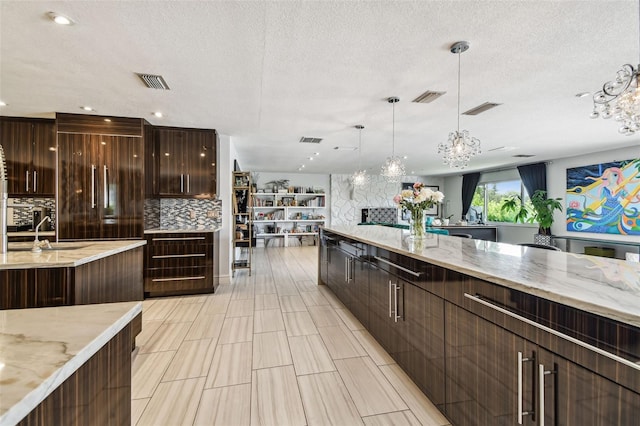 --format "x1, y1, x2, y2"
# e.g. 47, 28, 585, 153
144, 227, 221, 234
0, 240, 146, 270
325, 225, 640, 328
0, 302, 142, 426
